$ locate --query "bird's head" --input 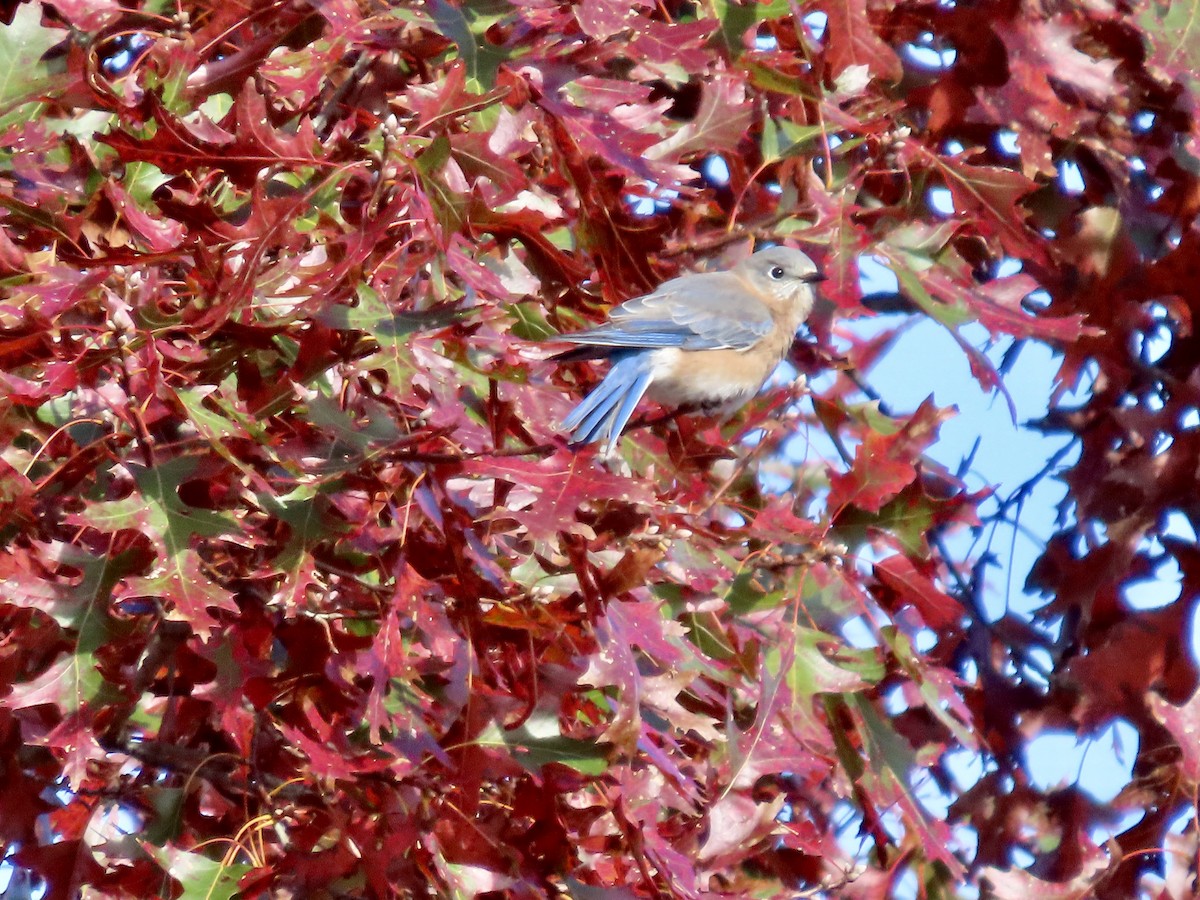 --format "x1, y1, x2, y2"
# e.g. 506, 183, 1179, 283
737, 246, 826, 314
